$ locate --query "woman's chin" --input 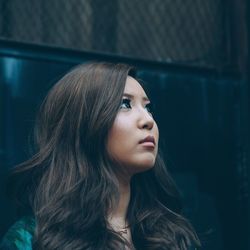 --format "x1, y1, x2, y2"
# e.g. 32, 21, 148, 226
129, 158, 156, 174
